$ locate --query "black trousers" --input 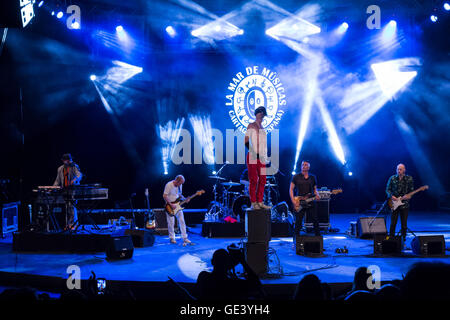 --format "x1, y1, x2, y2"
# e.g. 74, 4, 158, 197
389, 206, 409, 240
293, 202, 320, 238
